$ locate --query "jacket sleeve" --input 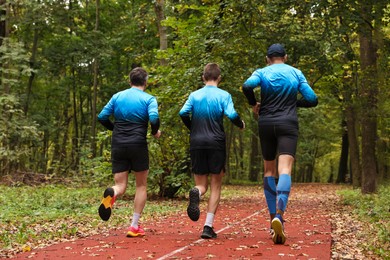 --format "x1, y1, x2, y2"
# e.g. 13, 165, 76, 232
297, 72, 318, 108
97, 96, 115, 131
224, 94, 244, 129
179, 95, 193, 130
242, 70, 261, 106
148, 97, 160, 135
